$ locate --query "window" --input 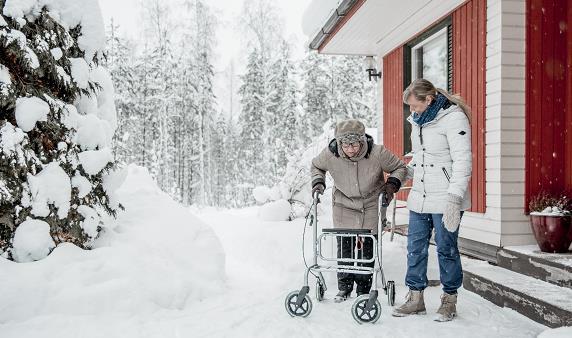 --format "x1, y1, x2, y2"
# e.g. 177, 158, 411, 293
411, 27, 449, 90
403, 18, 452, 155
